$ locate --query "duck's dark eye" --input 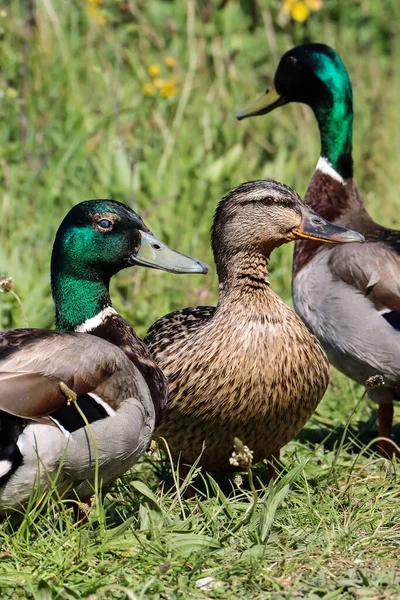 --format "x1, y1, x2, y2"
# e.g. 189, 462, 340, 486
261, 197, 274, 206
98, 219, 113, 229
